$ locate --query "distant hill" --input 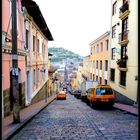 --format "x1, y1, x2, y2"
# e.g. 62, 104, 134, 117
48, 47, 83, 63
